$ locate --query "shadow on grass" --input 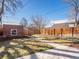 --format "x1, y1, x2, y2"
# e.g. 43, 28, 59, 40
0, 37, 38, 59
54, 48, 79, 54
0, 36, 30, 42
22, 43, 54, 49
42, 50, 79, 59
0, 41, 19, 59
